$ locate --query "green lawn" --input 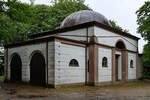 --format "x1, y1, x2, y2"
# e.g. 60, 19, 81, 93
0, 75, 4, 80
